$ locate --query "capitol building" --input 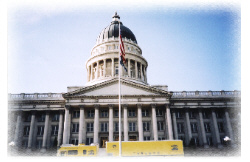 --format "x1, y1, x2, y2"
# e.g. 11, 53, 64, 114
8, 13, 240, 155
